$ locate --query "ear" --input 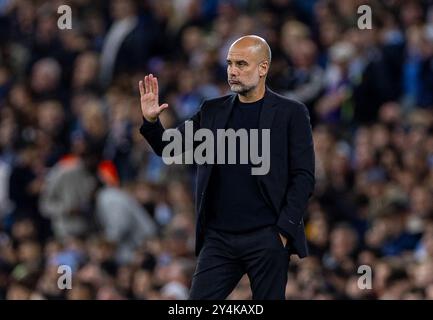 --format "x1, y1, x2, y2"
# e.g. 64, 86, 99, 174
258, 61, 269, 77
